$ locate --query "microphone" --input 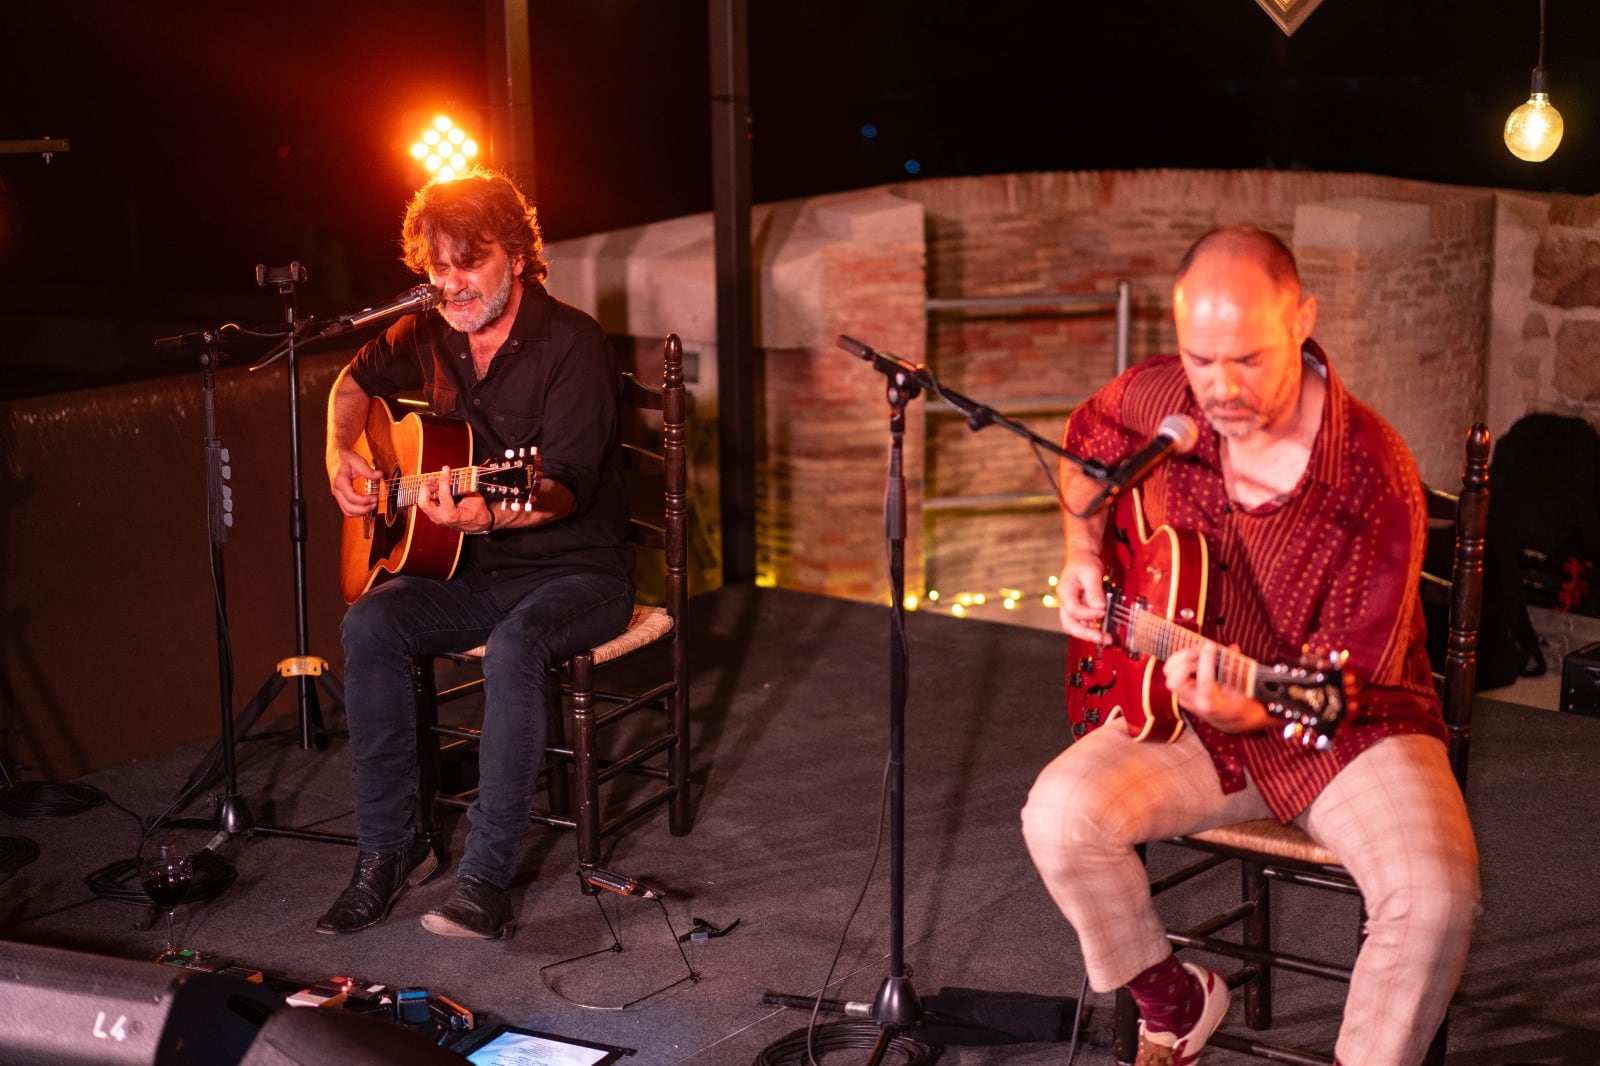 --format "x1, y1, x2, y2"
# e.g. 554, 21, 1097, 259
1085, 413, 1200, 514
153, 328, 224, 352
324, 284, 441, 336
